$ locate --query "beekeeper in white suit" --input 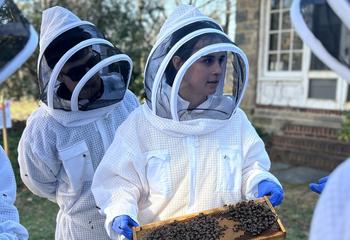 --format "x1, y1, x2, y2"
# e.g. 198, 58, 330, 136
17, 6, 139, 240
0, 147, 29, 240
291, 0, 350, 239
92, 5, 284, 240
0, 0, 37, 239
